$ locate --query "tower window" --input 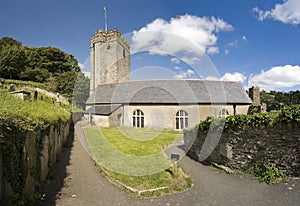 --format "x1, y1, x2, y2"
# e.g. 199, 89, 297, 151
132, 109, 144, 128
123, 49, 126, 58
176, 110, 188, 130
